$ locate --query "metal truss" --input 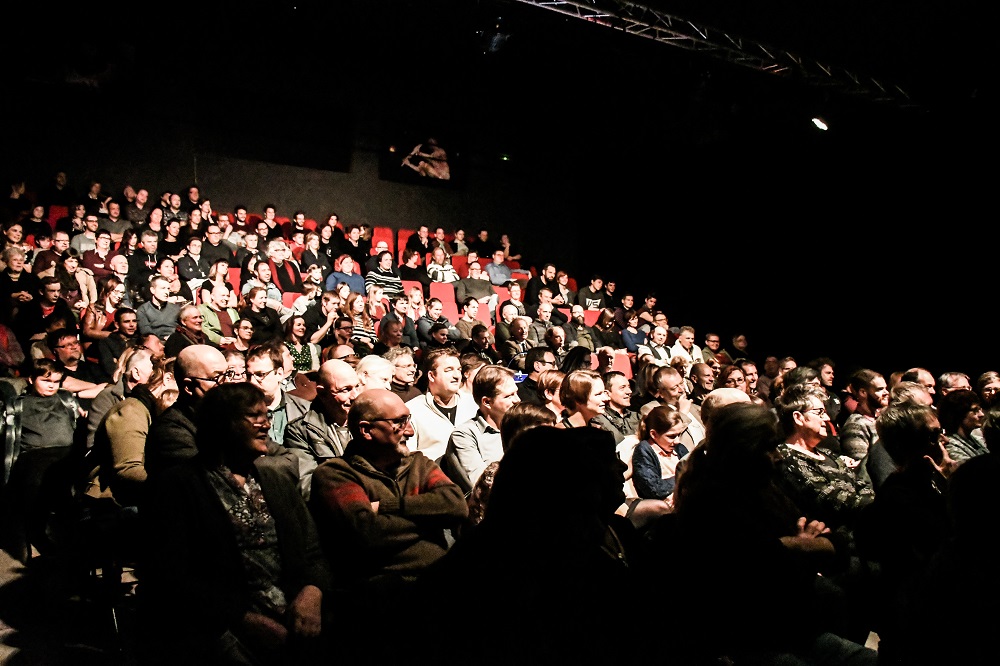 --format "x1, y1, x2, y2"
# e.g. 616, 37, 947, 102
513, 0, 915, 109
